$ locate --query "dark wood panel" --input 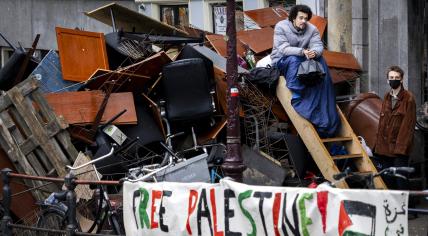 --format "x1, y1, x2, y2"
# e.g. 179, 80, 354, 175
206, 34, 247, 58
237, 27, 274, 54
329, 68, 360, 84
310, 15, 327, 37
324, 50, 361, 70
45, 91, 137, 125
244, 6, 288, 28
